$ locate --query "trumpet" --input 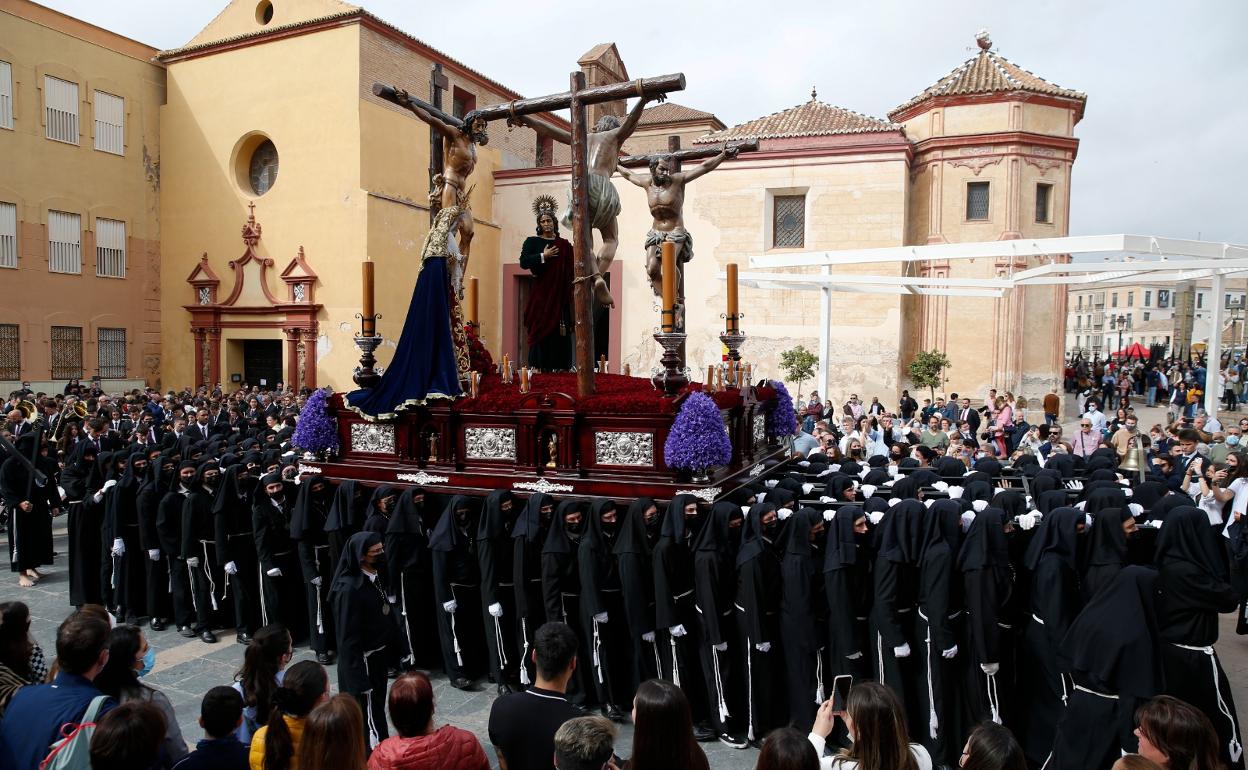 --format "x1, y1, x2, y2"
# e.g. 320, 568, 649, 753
51, 400, 88, 443
14, 400, 35, 421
